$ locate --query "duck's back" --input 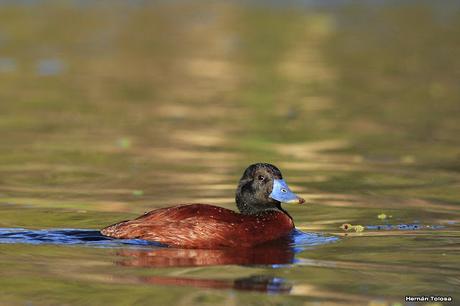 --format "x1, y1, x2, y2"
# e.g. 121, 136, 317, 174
100, 204, 294, 249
